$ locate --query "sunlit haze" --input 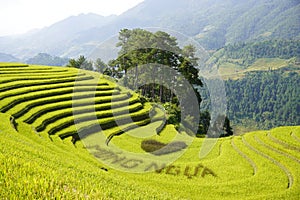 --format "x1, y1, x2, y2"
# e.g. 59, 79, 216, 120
0, 0, 144, 36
